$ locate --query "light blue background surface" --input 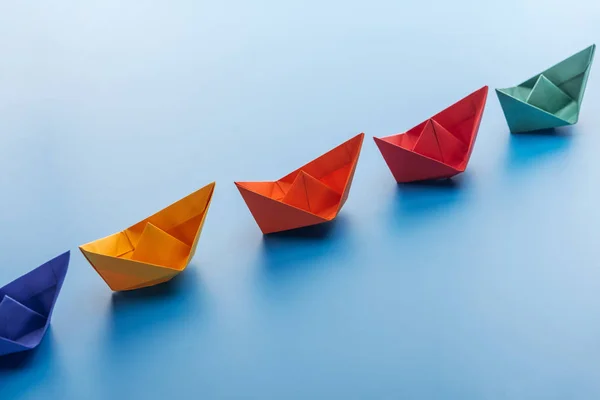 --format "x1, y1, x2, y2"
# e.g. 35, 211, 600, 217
1, 1, 599, 398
